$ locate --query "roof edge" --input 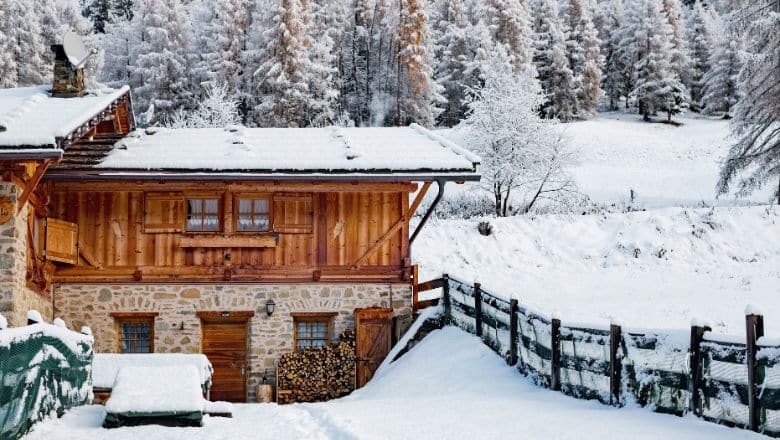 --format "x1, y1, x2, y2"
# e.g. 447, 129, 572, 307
409, 123, 481, 165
